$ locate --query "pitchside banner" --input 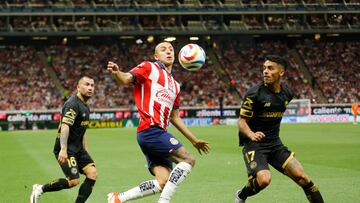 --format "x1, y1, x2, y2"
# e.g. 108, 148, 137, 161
311, 105, 352, 115
0, 104, 354, 130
